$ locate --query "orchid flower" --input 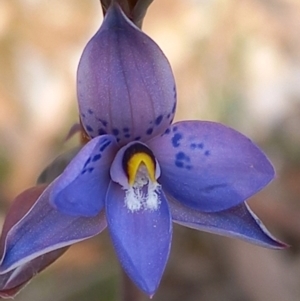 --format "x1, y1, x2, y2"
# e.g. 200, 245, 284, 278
0, 3, 285, 298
